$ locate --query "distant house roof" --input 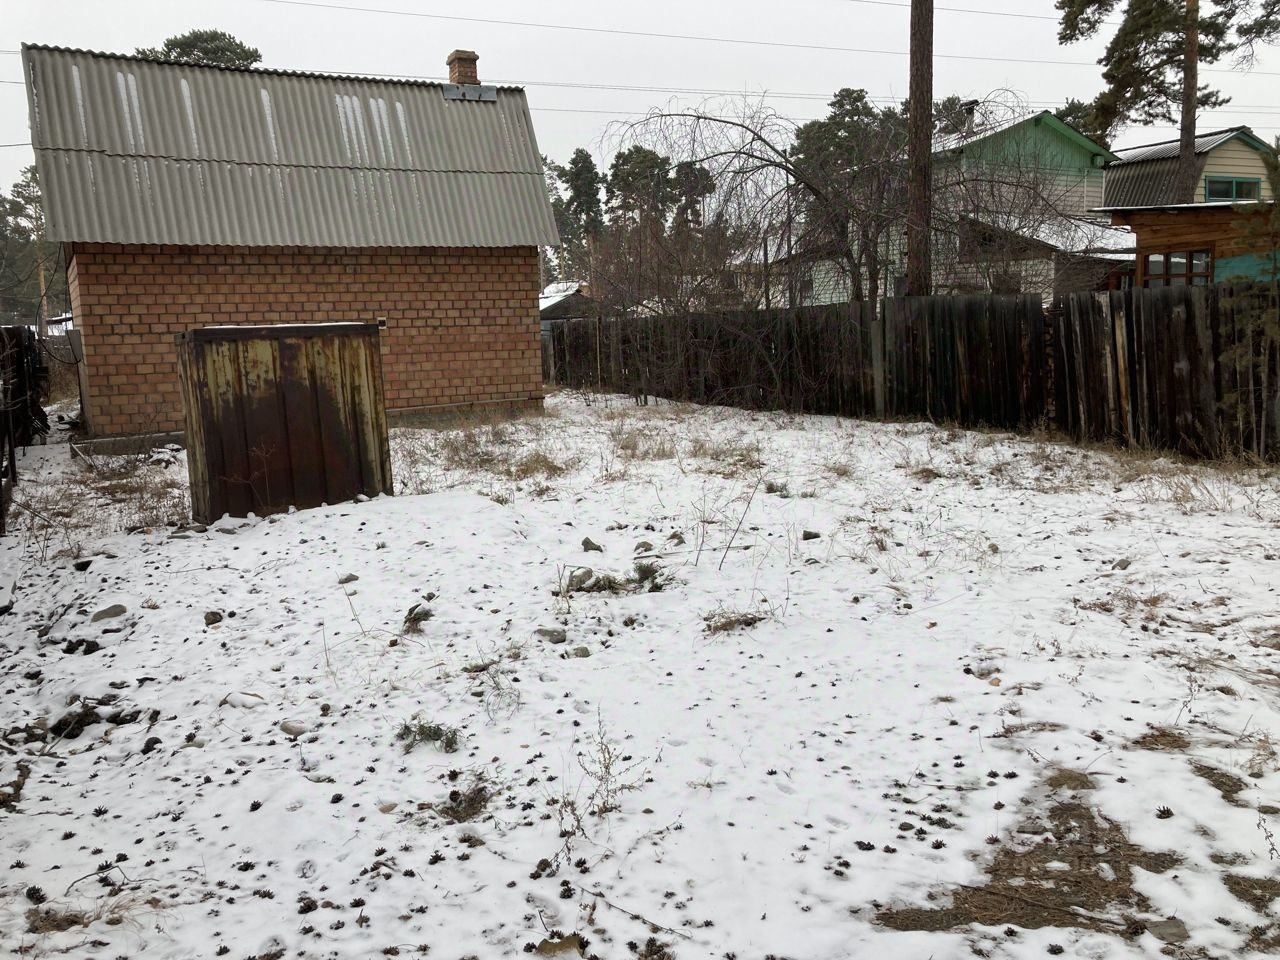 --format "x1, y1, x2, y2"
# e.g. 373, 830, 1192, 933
21, 44, 559, 248
933, 110, 1117, 162
1103, 127, 1273, 208
962, 212, 1134, 259
1108, 126, 1272, 166
540, 281, 582, 310
539, 281, 598, 320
